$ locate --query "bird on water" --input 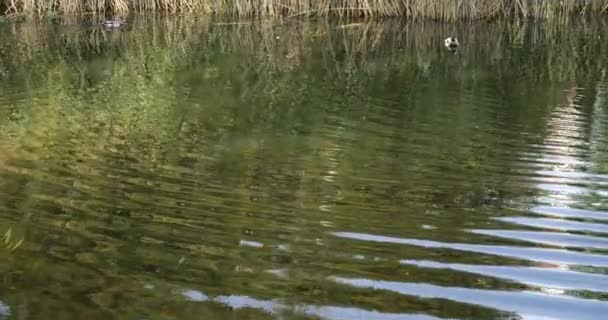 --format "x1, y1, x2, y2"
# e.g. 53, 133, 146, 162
444, 37, 459, 50
101, 19, 127, 29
